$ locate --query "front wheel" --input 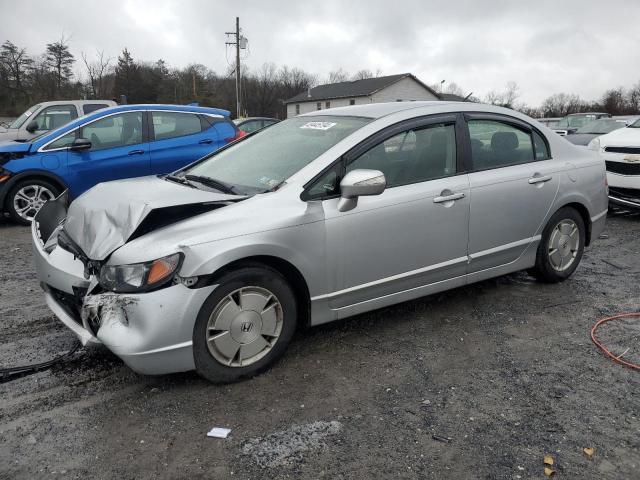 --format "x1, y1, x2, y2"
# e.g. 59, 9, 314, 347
529, 207, 585, 283
6, 178, 60, 225
192, 266, 298, 383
